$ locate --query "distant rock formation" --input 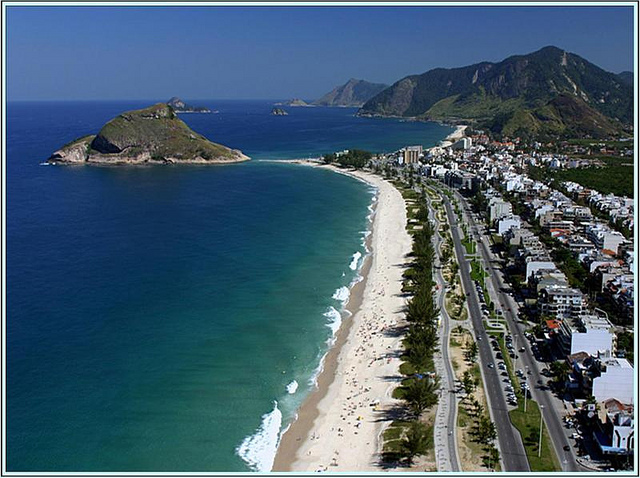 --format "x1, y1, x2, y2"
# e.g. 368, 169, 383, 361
271, 107, 289, 116
312, 78, 388, 107
47, 103, 248, 165
167, 96, 211, 113
274, 98, 312, 107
